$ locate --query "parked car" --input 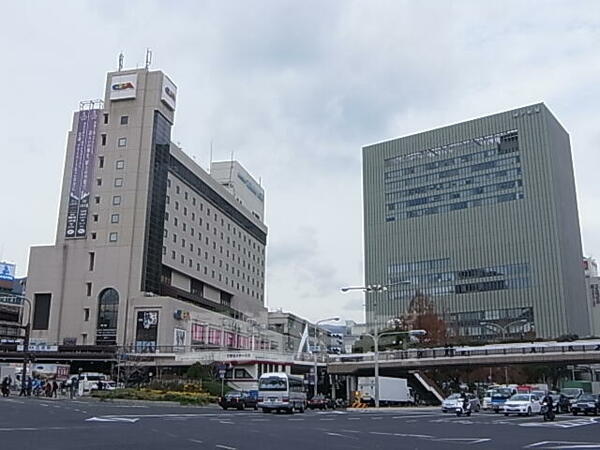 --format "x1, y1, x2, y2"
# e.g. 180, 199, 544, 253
482, 389, 496, 410
571, 394, 600, 416
308, 395, 335, 410
218, 391, 258, 410
441, 393, 480, 413
503, 393, 542, 416
560, 388, 584, 410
